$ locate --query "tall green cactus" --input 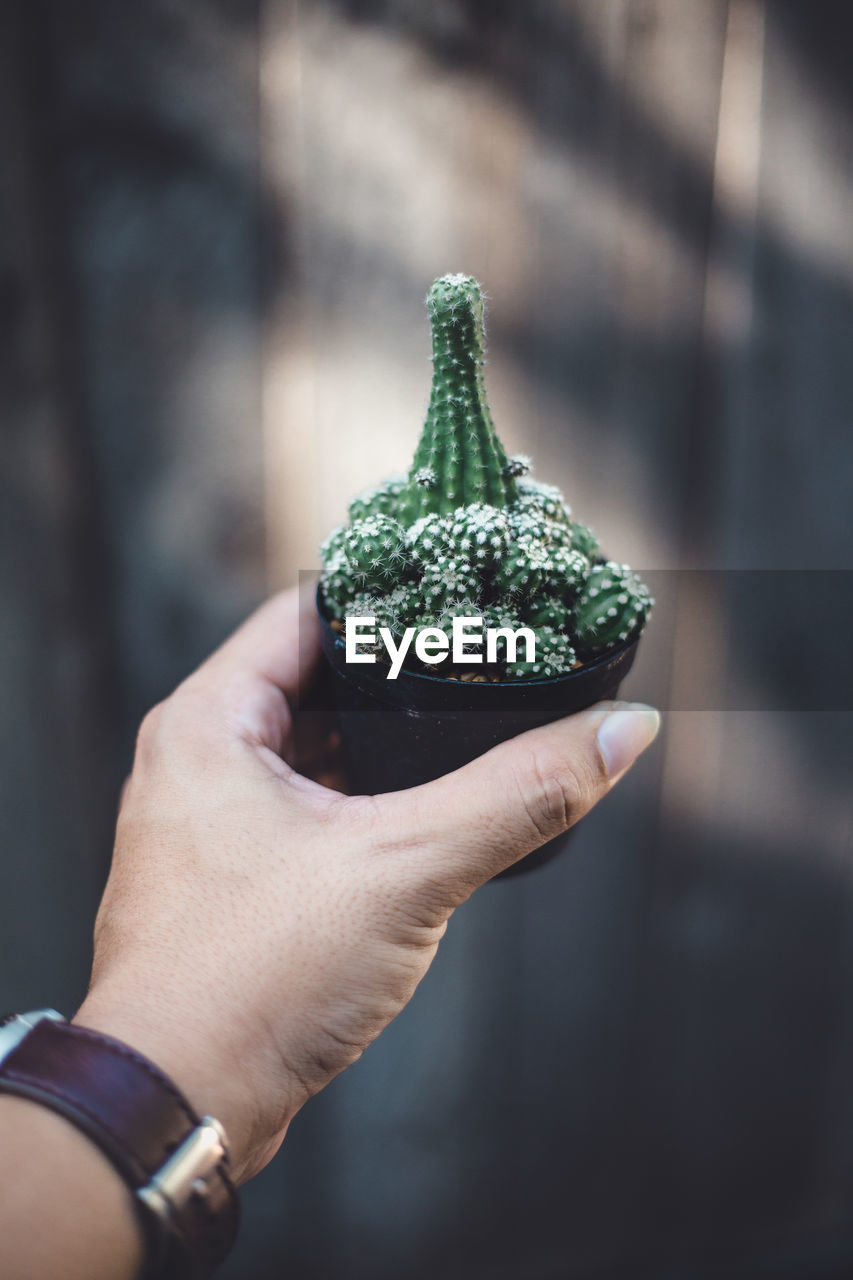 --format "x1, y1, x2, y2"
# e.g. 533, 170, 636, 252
319, 273, 653, 681
398, 275, 518, 522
